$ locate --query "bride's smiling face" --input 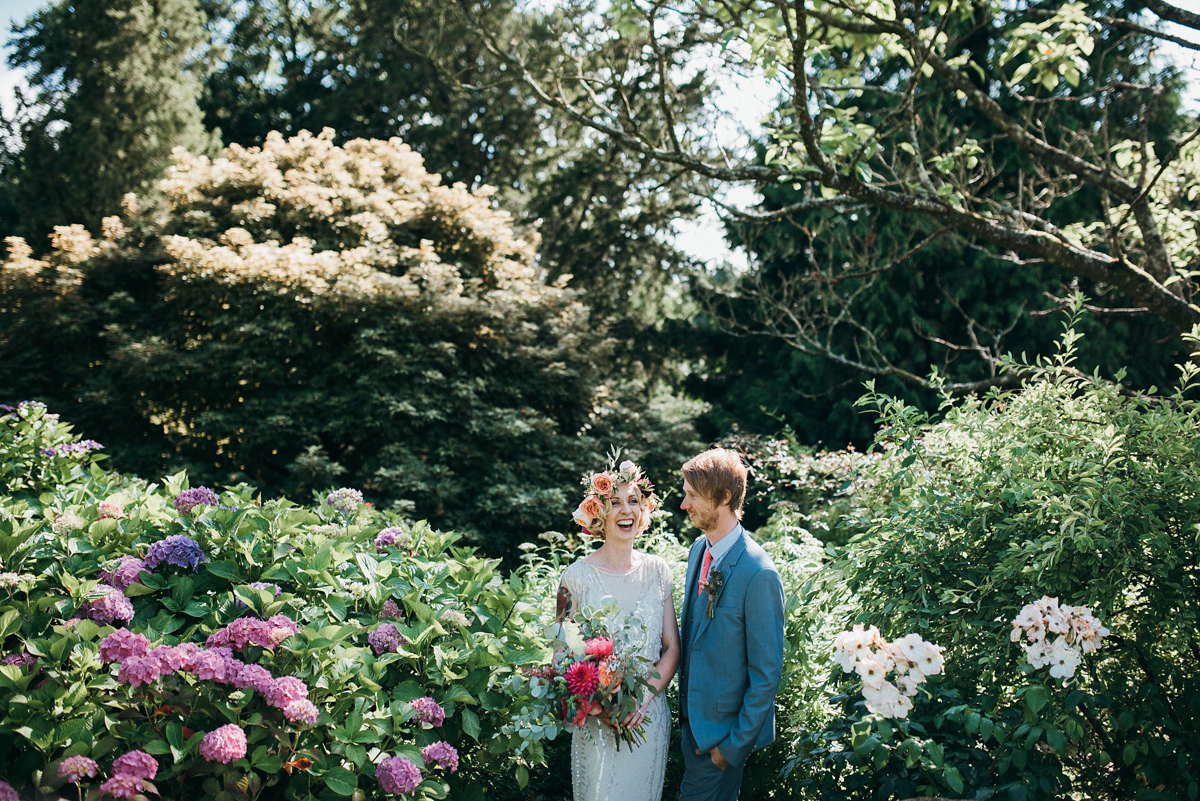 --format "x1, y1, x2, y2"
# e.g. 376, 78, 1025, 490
603, 483, 646, 542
